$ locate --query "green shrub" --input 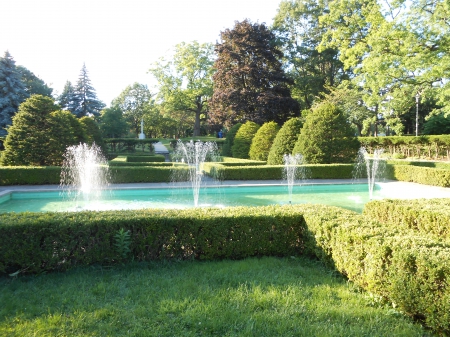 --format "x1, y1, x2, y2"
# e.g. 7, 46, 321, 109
110, 166, 188, 183
267, 117, 303, 165
386, 164, 450, 187
293, 103, 360, 164
0, 205, 306, 275
300, 204, 450, 334
249, 121, 280, 161
231, 121, 260, 159
363, 198, 450, 241
203, 163, 355, 180
221, 123, 242, 156
0, 166, 61, 185
126, 155, 166, 162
